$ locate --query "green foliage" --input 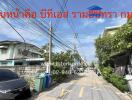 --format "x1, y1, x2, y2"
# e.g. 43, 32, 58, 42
101, 67, 113, 82
95, 20, 132, 65
51, 65, 67, 82
90, 62, 95, 68
109, 73, 129, 92
52, 50, 74, 63
51, 51, 74, 82
112, 23, 132, 52
40, 44, 83, 83
100, 67, 129, 92
95, 35, 113, 65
